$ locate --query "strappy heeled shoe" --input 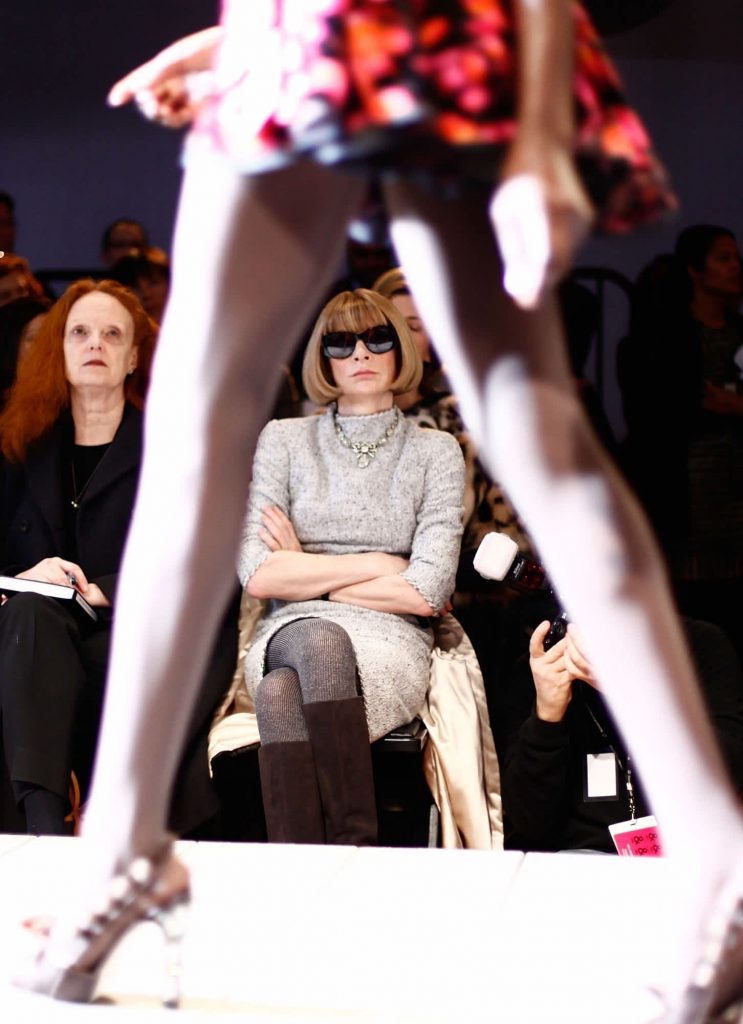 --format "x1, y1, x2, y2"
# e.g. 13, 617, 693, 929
13, 844, 190, 1007
649, 866, 743, 1024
